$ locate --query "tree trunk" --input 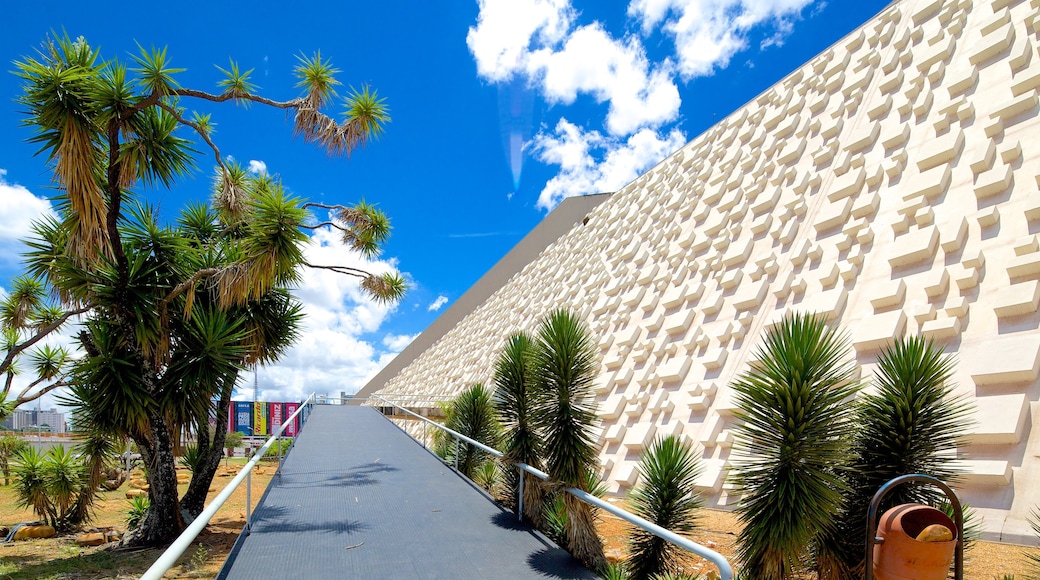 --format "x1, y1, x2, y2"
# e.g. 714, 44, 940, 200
124, 413, 183, 547
180, 382, 235, 520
